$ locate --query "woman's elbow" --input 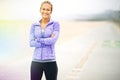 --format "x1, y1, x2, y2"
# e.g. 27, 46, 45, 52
30, 44, 34, 47
30, 42, 35, 47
